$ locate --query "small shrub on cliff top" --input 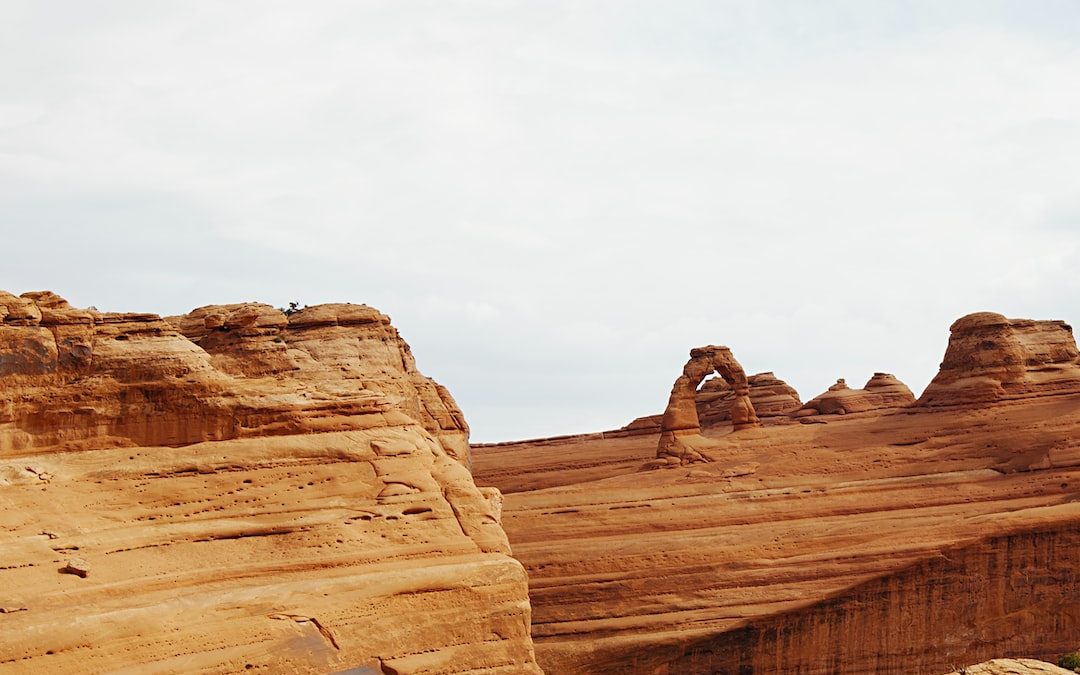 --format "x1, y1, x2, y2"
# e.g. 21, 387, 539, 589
1059, 651, 1080, 672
